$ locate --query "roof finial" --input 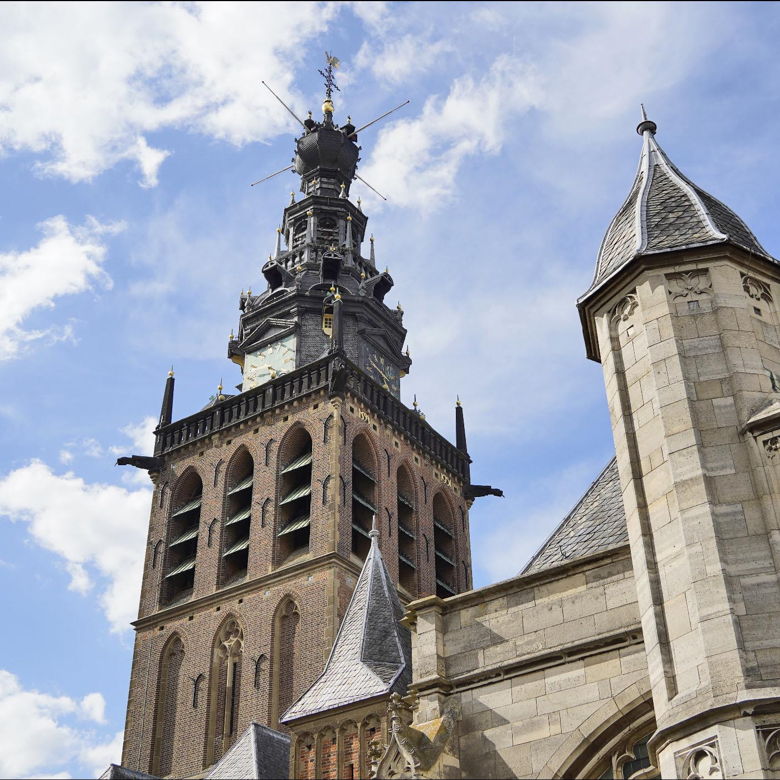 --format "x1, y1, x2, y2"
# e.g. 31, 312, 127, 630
369, 514, 379, 543
637, 104, 657, 136
168, 366, 174, 378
